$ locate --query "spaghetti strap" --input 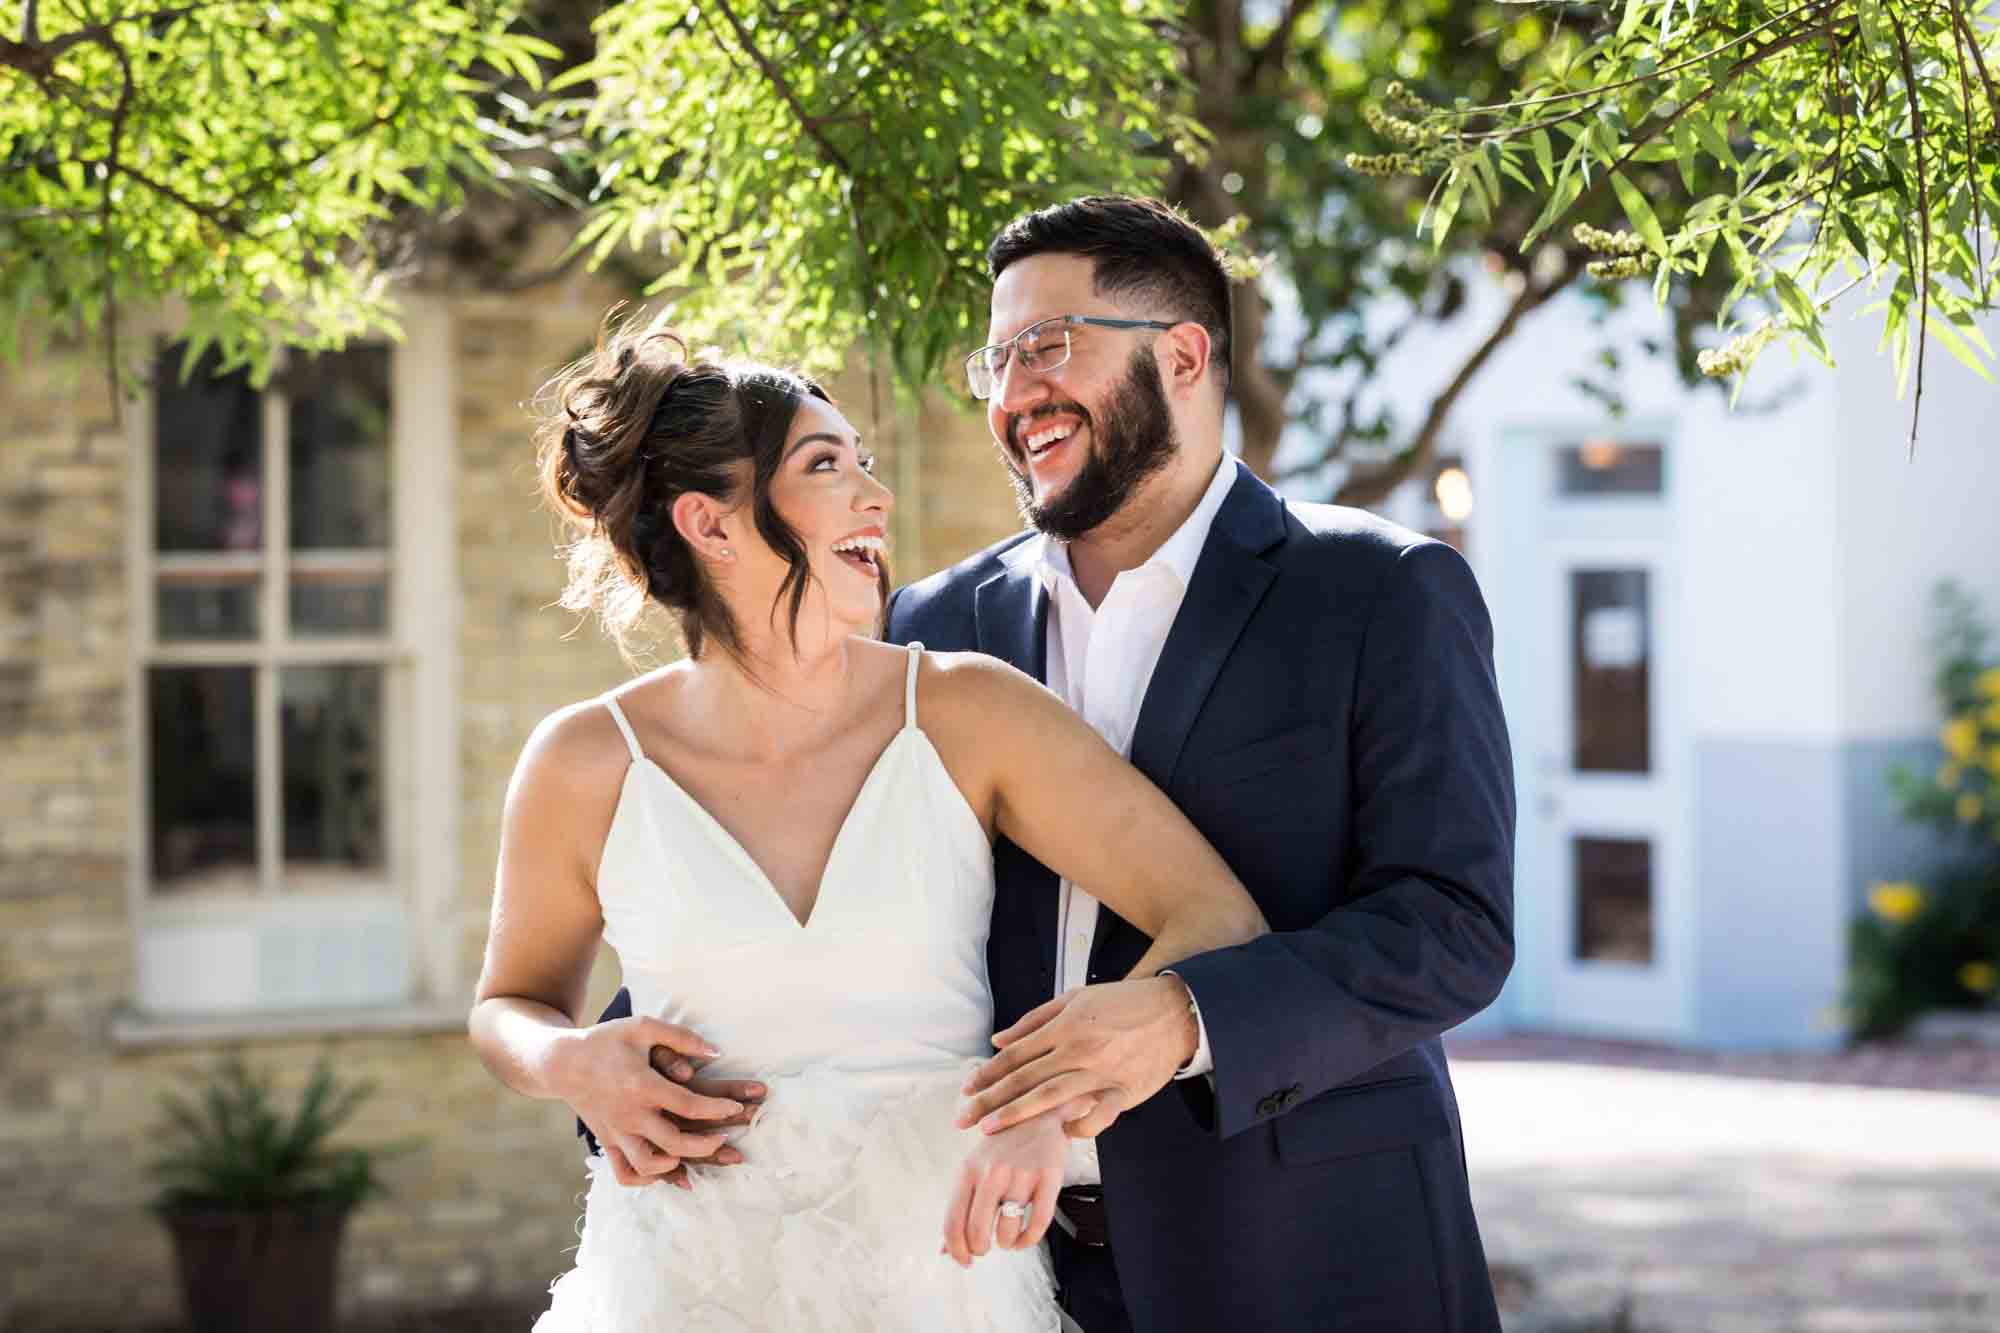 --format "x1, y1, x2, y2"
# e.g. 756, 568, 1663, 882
601, 695, 645, 762
902, 641, 925, 732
